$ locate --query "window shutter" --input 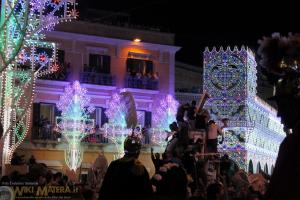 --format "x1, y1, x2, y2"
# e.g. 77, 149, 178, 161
32, 103, 40, 139
32, 103, 40, 123
145, 111, 152, 127
101, 108, 109, 126
103, 55, 111, 74
146, 61, 153, 74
